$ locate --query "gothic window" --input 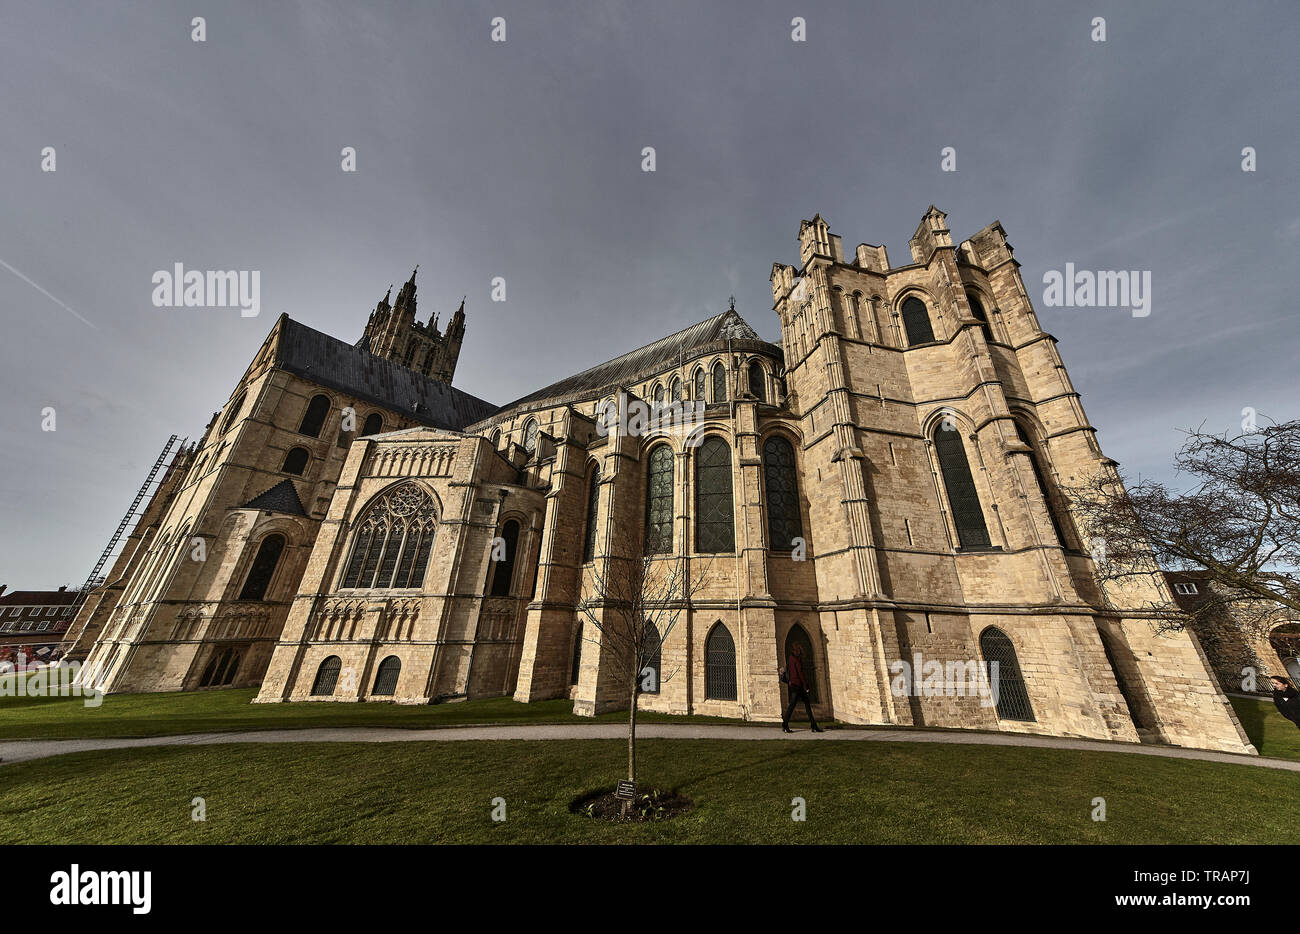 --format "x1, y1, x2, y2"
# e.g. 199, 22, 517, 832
420, 348, 435, 376
644, 444, 674, 554
670, 377, 683, 402
763, 436, 802, 550
489, 519, 520, 596
784, 624, 818, 703
705, 622, 737, 700
282, 447, 309, 476
221, 391, 246, 434
695, 437, 735, 553
693, 368, 706, 401
298, 394, 331, 438
1014, 421, 1072, 548
523, 418, 539, 454
967, 292, 993, 343
901, 296, 936, 346
653, 383, 665, 404
582, 465, 601, 563
641, 621, 662, 695
340, 484, 438, 589
311, 656, 342, 696
403, 343, 417, 367
237, 534, 286, 601
711, 361, 727, 403
200, 647, 241, 688
934, 422, 991, 549
372, 656, 401, 696
747, 361, 766, 401
361, 413, 384, 437
979, 627, 1035, 721
570, 622, 583, 685
490, 428, 501, 448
